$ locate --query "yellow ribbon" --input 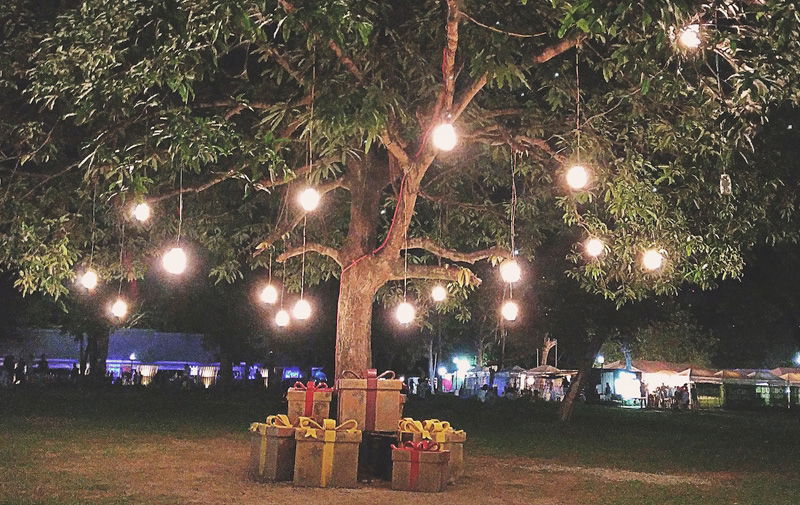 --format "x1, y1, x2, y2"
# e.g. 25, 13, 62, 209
266, 414, 293, 428
248, 423, 269, 475
398, 417, 431, 439
298, 417, 358, 486
423, 419, 464, 443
